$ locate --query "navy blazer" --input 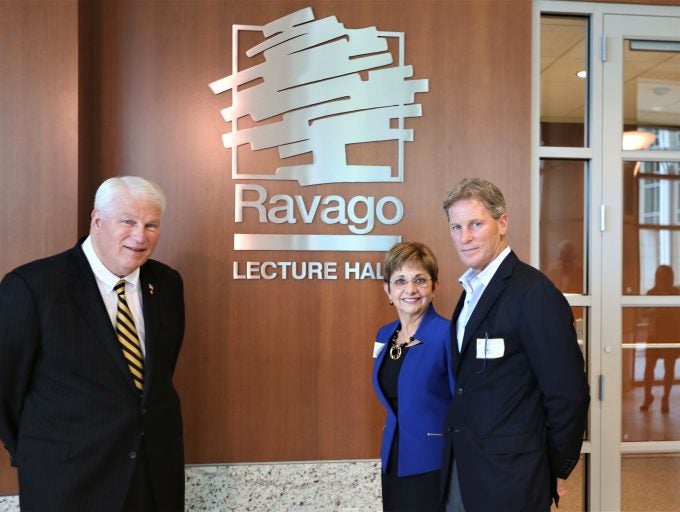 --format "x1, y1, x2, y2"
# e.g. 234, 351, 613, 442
0, 241, 185, 511
441, 251, 589, 512
373, 304, 454, 477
